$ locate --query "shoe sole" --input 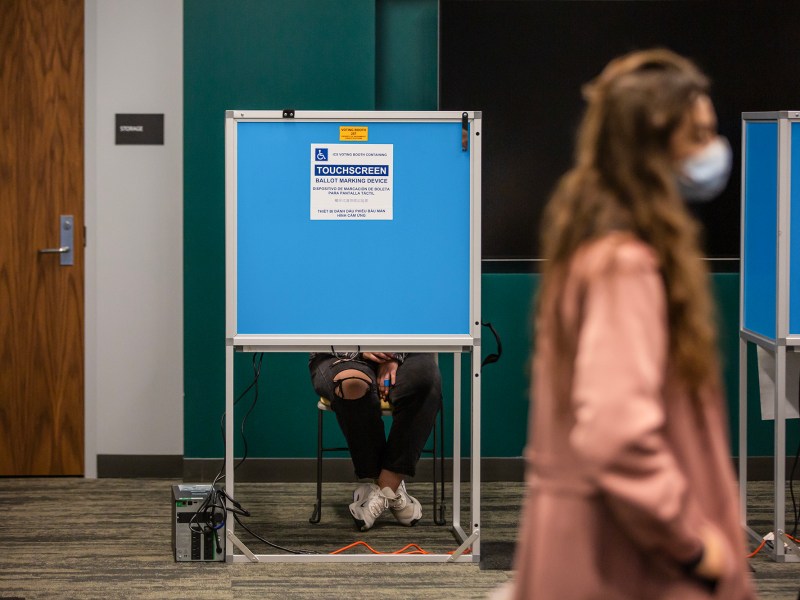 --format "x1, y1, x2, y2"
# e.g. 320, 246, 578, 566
392, 515, 421, 527
351, 483, 379, 531
392, 500, 422, 527
353, 516, 413, 530
352, 508, 417, 530
349, 505, 373, 531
